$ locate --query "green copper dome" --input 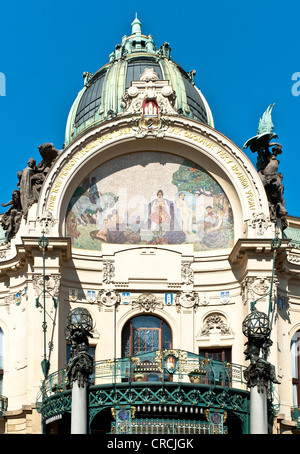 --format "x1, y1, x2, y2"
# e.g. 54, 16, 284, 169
64, 16, 214, 147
